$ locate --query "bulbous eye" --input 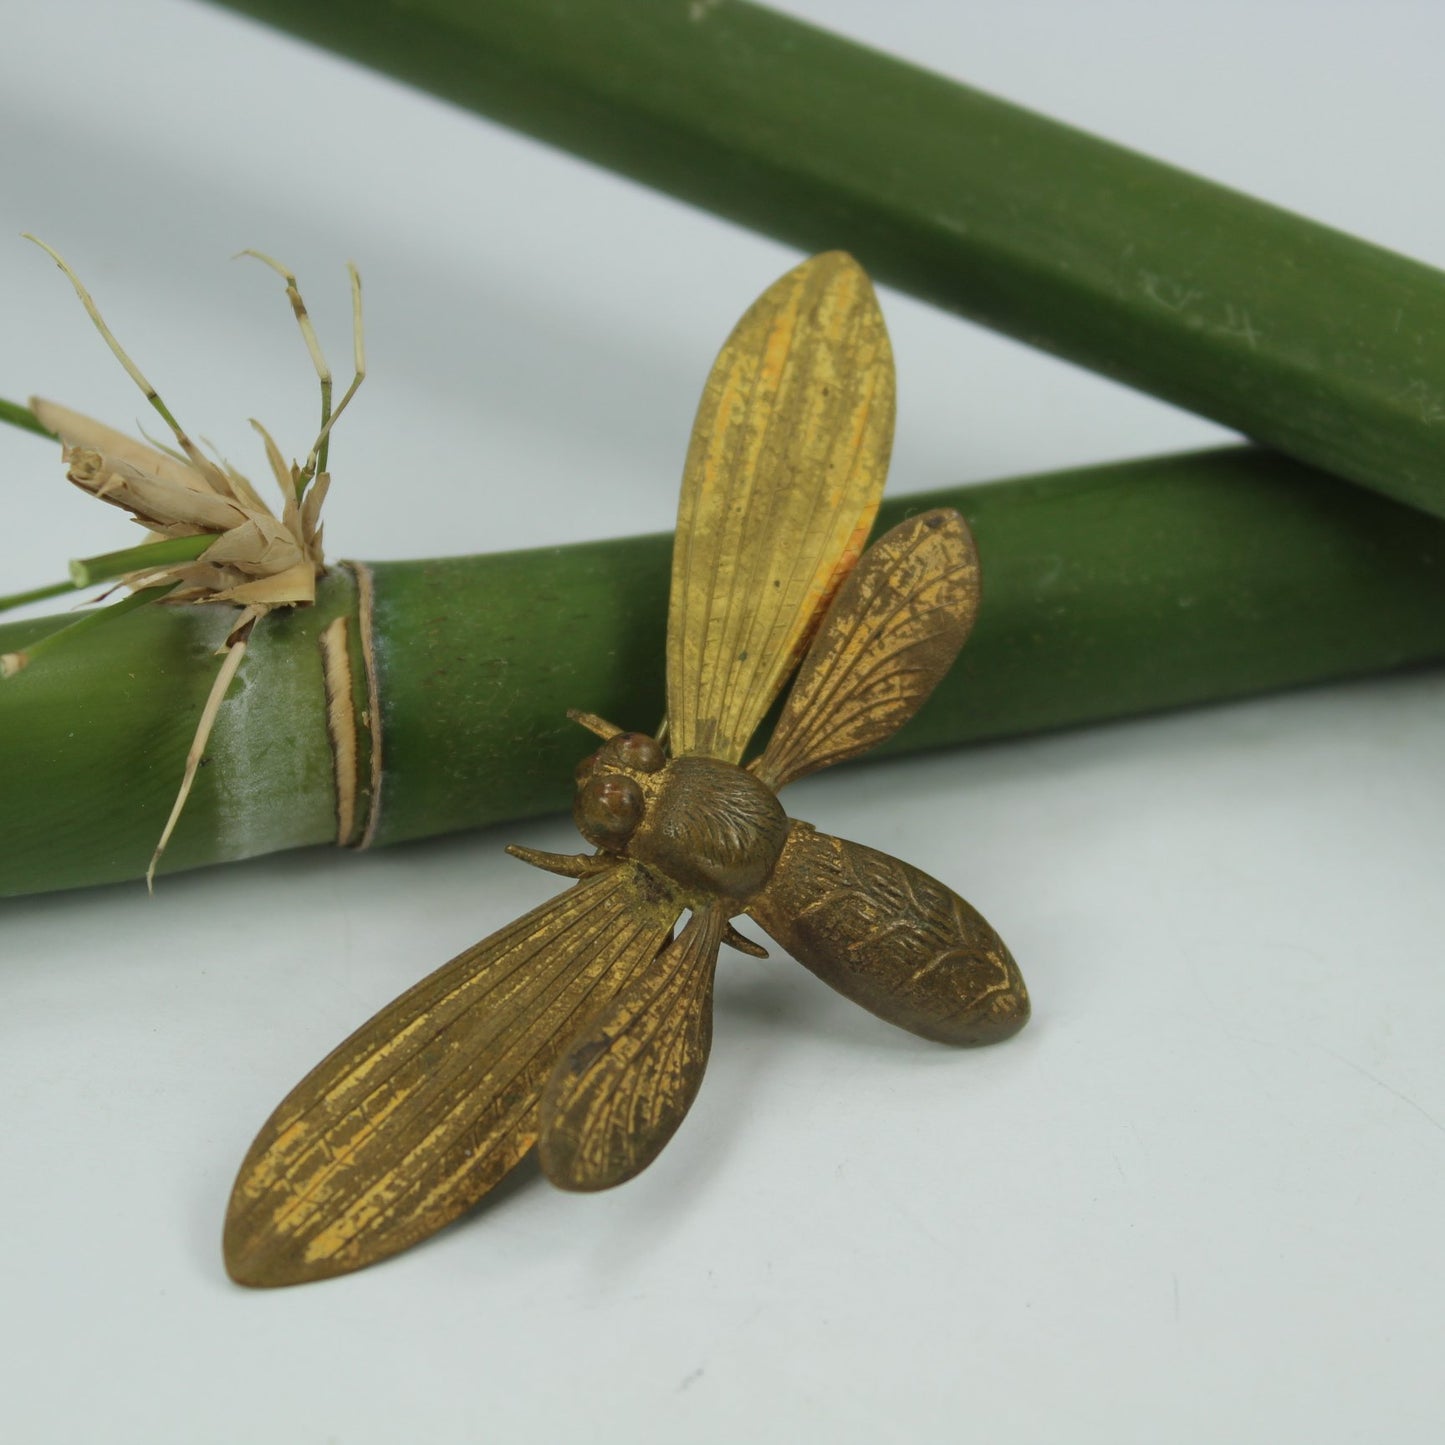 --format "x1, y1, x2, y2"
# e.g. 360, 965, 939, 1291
601, 732, 665, 774
574, 773, 644, 851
